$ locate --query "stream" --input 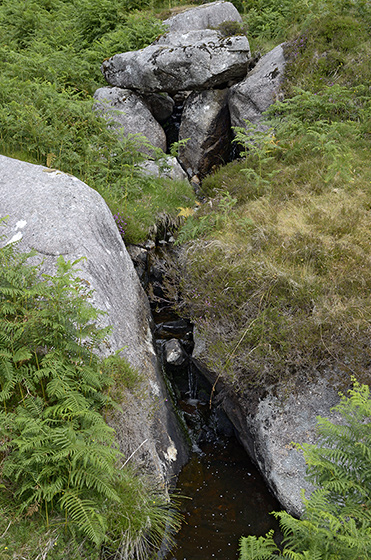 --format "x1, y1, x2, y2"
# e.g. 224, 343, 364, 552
152, 306, 281, 560
165, 436, 280, 560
